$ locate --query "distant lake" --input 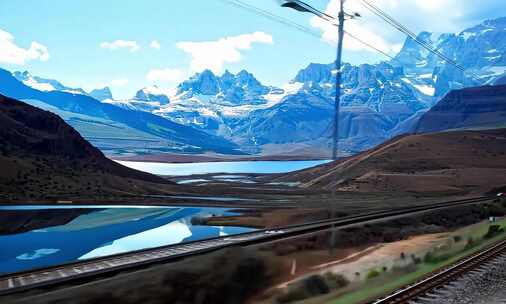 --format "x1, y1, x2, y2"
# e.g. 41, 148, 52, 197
0, 205, 255, 274
116, 160, 331, 176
